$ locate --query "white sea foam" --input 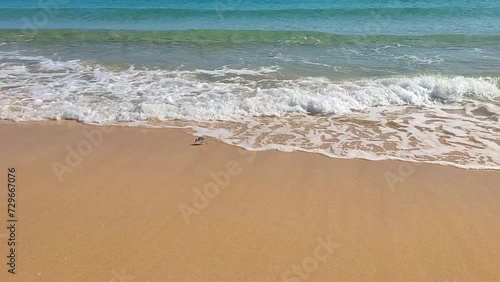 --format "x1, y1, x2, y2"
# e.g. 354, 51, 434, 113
394, 54, 444, 65
194, 66, 280, 76
1, 53, 499, 169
